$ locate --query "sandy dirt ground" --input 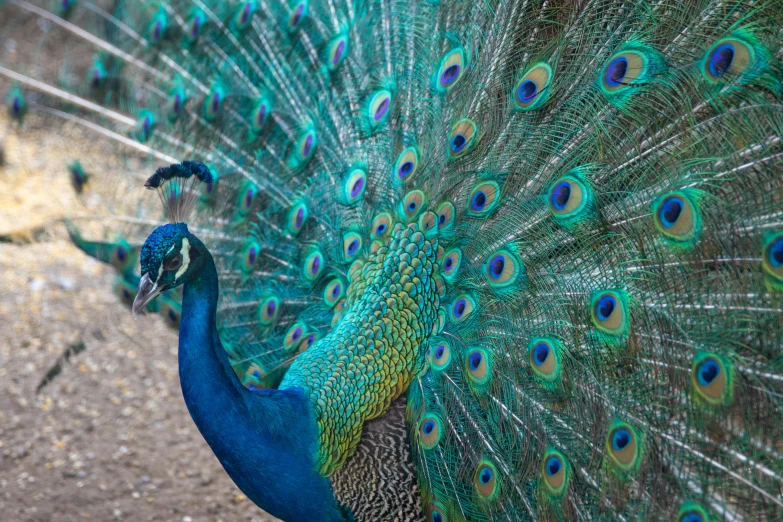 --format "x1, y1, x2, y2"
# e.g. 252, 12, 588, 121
0, 113, 279, 521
